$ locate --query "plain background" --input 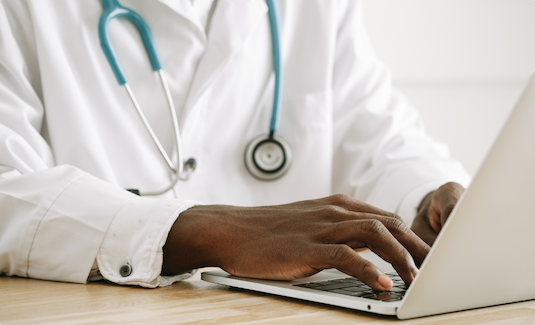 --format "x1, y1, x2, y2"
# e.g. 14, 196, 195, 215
363, 0, 535, 176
